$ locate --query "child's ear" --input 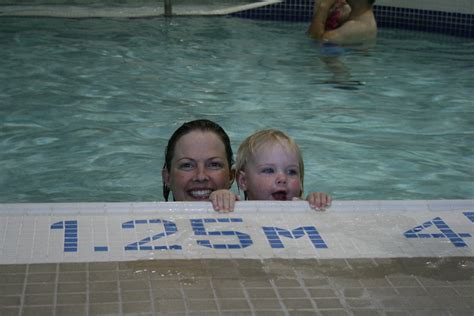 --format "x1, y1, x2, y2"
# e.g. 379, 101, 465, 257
236, 170, 248, 191
228, 165, 236, 188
